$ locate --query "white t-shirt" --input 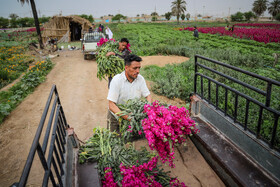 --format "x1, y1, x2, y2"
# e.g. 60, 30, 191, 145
107, 71, 150, 105
105, 28, 113, 39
